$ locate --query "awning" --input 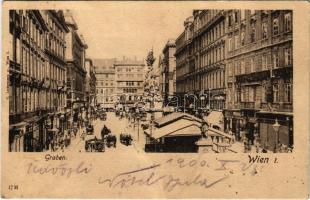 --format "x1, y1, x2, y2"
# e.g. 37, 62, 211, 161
48, 128, 59, 132
257, 110, 293, 116
145, 118, 201, 139
204, 111, 224, 129
9, 121, 28, 129
24, 116, 41, 123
